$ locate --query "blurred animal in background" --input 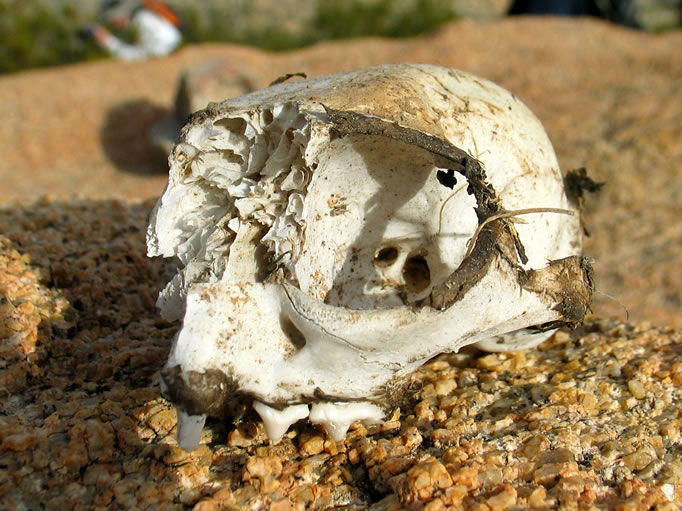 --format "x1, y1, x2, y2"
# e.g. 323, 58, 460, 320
80, 0, 183, 60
